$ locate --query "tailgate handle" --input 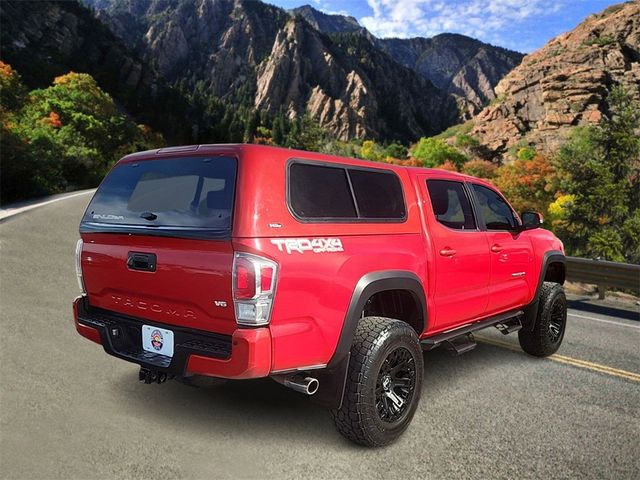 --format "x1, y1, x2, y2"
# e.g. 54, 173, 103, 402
127, 252, 157, 272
